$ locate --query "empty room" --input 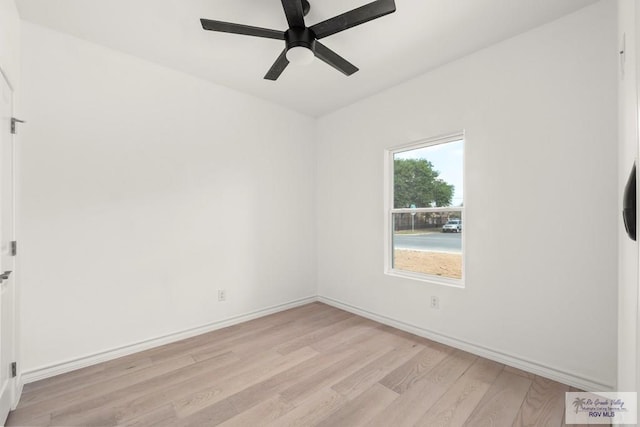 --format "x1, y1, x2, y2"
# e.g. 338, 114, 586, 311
0, 0, 637, 425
